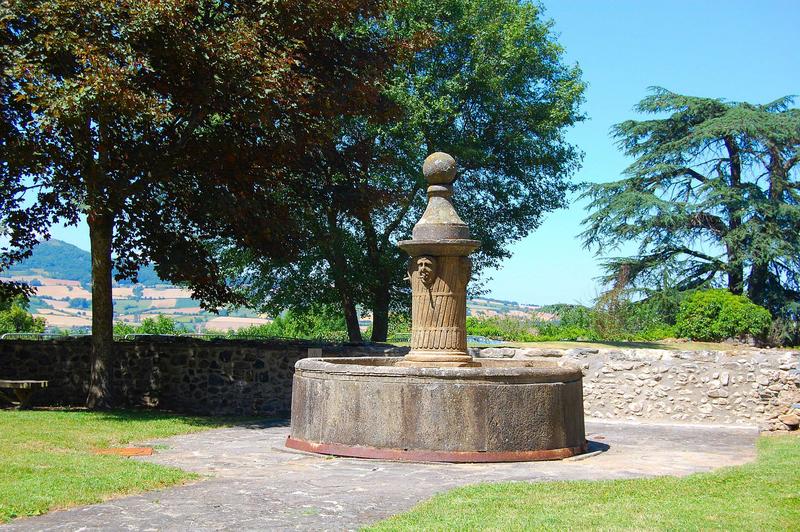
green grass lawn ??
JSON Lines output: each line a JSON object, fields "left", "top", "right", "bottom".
{"left": 370, "top": 435, "right": 800, "bottom": 531}
{"left": 0, "top": 409, "right": 232, "bottom": 523}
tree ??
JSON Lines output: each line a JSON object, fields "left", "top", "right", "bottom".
{"left": 222, "top": 0, "right": 585, "bottom": 342}
{"left": 675, "top": 289, "right": 772, "bottom": 343}
{"left": 0, "top": 295, "right": 46, "bottom": 335}
{"left": 581, "top": 88, "right": 800, "bottom": 317}
{"left": 113, "top": 315, "right": 184, "bottom": 336}
{"left": 0, "top": 0, "right": 397, "bottom": 406}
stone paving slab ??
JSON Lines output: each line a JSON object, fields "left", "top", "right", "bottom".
{"left": 3, "top": 419, "right": 758, "bottom": 531}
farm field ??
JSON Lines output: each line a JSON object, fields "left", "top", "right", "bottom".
{"left": 1, "top": 240, "right": 555, "bottom": 333}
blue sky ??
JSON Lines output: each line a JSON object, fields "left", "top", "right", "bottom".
{"left": 48, "top": 0, "right": 799, "bottom": 305}
{"left": 481, "top": 0, "right": 800, "bottom": 305}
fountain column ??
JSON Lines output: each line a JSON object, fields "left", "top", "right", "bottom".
{"left": 398, "top": 152, "right": 479, "bottom": 367}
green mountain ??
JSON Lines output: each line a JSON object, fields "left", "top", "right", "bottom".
{"left": 5, "top": 239, "right": 162, "bottom": 286}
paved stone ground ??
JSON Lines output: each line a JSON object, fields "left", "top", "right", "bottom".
{"left": 4, "top": 420, "right": 758, "bottom": 531}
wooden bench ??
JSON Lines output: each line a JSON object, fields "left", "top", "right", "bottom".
{"left": 0, "top": 380, "right": 49, "bottom": 409}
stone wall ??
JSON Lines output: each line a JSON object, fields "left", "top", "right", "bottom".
{"left": 0, "top": 338, "right": 404, "bottom": 417}
{"left": 478, "top": 346, "right": 800, "bottom": 431}
{"left": 2, "top": 339, "right": 798, "bottom": 430}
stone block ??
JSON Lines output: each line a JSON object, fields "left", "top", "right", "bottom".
{"left": 288, "top": 357, "right": 585, "bottom": 461}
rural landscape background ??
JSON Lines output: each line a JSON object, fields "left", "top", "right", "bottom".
{"left": 1, "top": 239, "right": 549, "bottom": 334}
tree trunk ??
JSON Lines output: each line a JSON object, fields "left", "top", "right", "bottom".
{"left": 370, "top": 273, "right": 391, "bottom": 342}
{"left": 321, "top": 208, "right": 363, "bottom": 343}
{"left": 726, "top": 245, "right": 744, "bottom": 295}
{"left": 340, "top": 291, "right": 363, "bottom": 343}
{"left": 747, "top": 262, "right": 770, "bottom": 309}
{"left": 328, "top": 260, "right": 362, "bottom": 342}
{"left": 86, "top": 210, "right": 115, "bottom": 409}
{"left": 722, "top": 136, "right": 744, "bottom": 295}
{"left": 353, "top": 211, "right": 392, "bottom": 343}
{"left": 325, "top": 244, "right": 363, "bottom": 343}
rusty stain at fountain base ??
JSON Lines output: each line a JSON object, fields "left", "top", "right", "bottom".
{"left": 285, "top": 436, "right": 587, "bottom": 463}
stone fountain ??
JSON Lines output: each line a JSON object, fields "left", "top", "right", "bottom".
{"left": 286, "top": 153, "right": 586, "bottom": 462}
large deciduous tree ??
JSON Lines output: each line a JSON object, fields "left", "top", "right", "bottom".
{"left": 222, "top": 0, "right": 585, "bottom": 342}
{"left": 0, "top": 0, "right": 395, "bottom": 406}
{"left": 581, "top": 88, "right": 800, "bottom": 317}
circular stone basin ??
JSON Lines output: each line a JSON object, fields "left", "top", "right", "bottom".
{"left": 286, "top": 357, "right": 586, "bottom": 463}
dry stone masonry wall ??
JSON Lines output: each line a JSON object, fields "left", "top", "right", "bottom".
{"left": 0, "top": 338, "right": 404, "bottom": 417}
{"left": 2, "top": 339, "right": 798, "bottom": 430}
{"left": 478, "top": 346, "right": 800, "bottom": 431}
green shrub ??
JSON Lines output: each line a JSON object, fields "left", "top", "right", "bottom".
{"left": 466, "top": 316, "right": 538, "bottom": 342}
{"left": 226, "top": 305, "right": 348, "bottom": 341}
{"left": 0, "top": 303, "right": 46, "bottom": 335}
{"left": 387, "top": 313, "right": 411, "bottom": 337}
{"left": 113, "top": 315, "right": 185, "bottom": 336}
{"left": 0, "top": 296, "right": 46, "bottom": 335}
{"left": 557, "top": 305, "right": 594, "bottom": 329}
{"left": 675, "top": 290, "right": 772, "bottom": 342}
{"left": 765, "top": 302, "right": 800, "bottom": 347}
{"left": 382, "top": 313, "right": 411, "bottom": 342}
{"left": 464, "top": 302, "right": 677, "bottom": 344}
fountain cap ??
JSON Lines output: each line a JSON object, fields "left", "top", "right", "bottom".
{"left": 423, "top": 152, "right": 457, "bottom": 185}
{"left": 397, "top": 151, "right": 480, "bottom": 256}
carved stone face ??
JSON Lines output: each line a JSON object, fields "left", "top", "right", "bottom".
{"left": 416, "top": 256, "right": 437, "bottom": 288}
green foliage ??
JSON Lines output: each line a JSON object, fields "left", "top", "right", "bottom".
{"left": 581, "top": 89, "right": 800, "bottom": 318}
{"left": 466, "top": 316, "right": 538, "bottom": 342}
{"left": 224, "top": 306, "right": 348, "bottom": 342}
{"left": 113, "top": 315, "right": 185, "bottom": 337}
{"left": 766, "top": 305, "right": 800, "bottom": 347}
{"left": 387, "top": 313, "right": 411, "bottom": 338}
{"left": 114, "top": 299, "right": 159, "bottom": 315}
{"left": 465, "top": 312, "right": 601, "bottom": 343}
{"left": 552, "top": 305, "right": 594, "bottom": 329}
{"left": 111, "top": 312, "right": 356, "bottom": 340}
{"left": 465, "top": 297, "right": 679, "bottom": 343}
{"left": 591, "top": 273, "right": 682, "bottom": 342}
{"left": 1, "top": 0, "right": 398, "bottom": 302}
{"left": 222, "top": 0, "right": 586, "bottom": 342}
{"left": 0, "top": 305, "right": 45, "bottom": 335}
{"left": 675, "top": 290, "right": 772, "bottom": 342}
{"left": 377, "top": 313, "right": 412, "bottom": 341}
{"left": 1, "top": 0, "right": 401, "bottom": 403}
{"left": 0, "top": 295, "right": 45, "bottom": 335}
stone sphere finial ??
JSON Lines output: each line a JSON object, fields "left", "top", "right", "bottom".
{"left": 423, "top": 152, "right": 456, "bottom": 185}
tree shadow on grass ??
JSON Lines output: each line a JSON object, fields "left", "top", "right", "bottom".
{"left": 106, "top": 409, "right": 291, "bottom": 429}
{"left": 42, "top": 407, "right": 290, "bottom": 429}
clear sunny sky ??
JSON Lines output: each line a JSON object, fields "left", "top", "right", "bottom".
{"left": 482, "top": 0, "right": 800, "bottom": 305}
{"left": 48, "top": 0, "right": 799, "bottom": 306}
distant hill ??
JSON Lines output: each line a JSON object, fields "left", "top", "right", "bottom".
{"left": 3, "top": 239, "right": 555, "bottom": 331}
{"left": 5, "top": 239, "right": 163, "bottom": 286}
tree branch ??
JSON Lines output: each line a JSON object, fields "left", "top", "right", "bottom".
{"left": 380, "top": 184, "right": 421, "bottom": 245}
{"left": 784, "top": 154, "right": 799, "bottom": 173}
{"left": 675, "top": 167, "right": 709, "bottom": 183}
{"left": 687, "top": 211, "right": 727, "bottom": 234}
